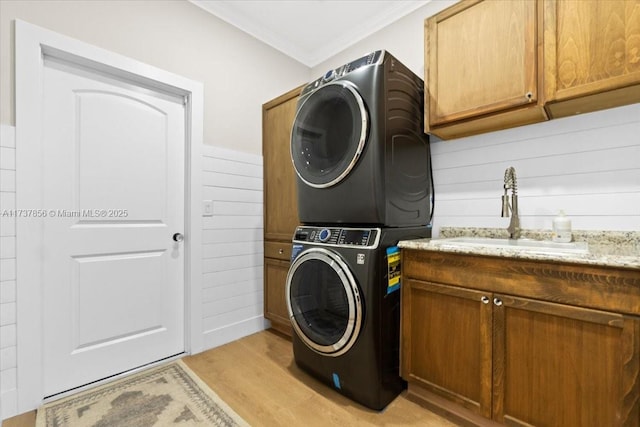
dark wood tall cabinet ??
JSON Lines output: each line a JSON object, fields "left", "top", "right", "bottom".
{"left": 262, "top": 86, "right": 303, "bottom": 337}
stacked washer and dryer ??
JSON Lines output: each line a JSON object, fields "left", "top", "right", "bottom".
{"left": 285, "top": 50, "right": 433, "bottom": 410}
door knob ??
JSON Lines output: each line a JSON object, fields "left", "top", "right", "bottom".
{"left": 172, "top": 233, "right": 184, "bottom": 242}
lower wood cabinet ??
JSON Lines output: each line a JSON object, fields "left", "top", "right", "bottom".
{"left": 401, "top": 249, "right": 640, "bottom": 427}
{"left": 264, "top": 242, "right": 293, "bottom": 336}
{"left": 403, "top": 281, "right": 493, "bottom": 418}
{"left": 495, "top": 295, "right": 637, "bottom": 426}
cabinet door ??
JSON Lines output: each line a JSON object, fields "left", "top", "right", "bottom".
{"left": 263, "top": 87, "right": 301, "bottom": 241}
{"left": 544, "top": 0, "right": 640, "bottom": 118}
{"left": 493, "top": 294, "right": 640, "bottom": 427}
{"left": 426, "top": 0, "right": 539, "bottom": 127}
{"left": 264, "top": 257, "right": 292, "bottom": 336}
{"left": 402, "top": 280, "right": 493, "bottom": 418}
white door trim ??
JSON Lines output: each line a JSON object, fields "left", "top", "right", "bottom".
{"left": 15, "top": 19, "right": 203, "bottom": 413}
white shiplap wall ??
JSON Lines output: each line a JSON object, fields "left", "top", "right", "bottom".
{"left": 431, "top": 103, "right": 640, "bottom": 236}
{"left": 0, "top": 125, "right": 17, "bottom": 420}
{"left": 201, "top": 145, "right": 267, "bottom": 350}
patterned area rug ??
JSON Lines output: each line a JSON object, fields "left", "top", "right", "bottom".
{"left": 35, "top": 360, "right": 248, "bottom": 427}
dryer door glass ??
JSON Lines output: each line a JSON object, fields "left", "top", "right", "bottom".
{"left": 286, "top": 248, "right": 362, "bottom": 356}
{"left": 291, "top": 82, "right": 368, "bottom": 188}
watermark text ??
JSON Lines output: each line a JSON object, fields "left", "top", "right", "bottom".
{"left": 1, "top": 209, "right": 129, "bottom": 218}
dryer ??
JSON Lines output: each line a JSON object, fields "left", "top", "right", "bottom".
{"left": 290, "top": 50, "right": 432, "bottom": 227}
{"left": 286, "top": 224, "right": 431, "bottom": 410}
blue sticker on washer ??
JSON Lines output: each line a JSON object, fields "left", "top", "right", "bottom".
{"left": 386, "top": 246, "right": 401, "bottom": 294}
{"left": 332, "top": 373, "right": 341, "bottom": 389}
{"left": 291, "top": 244, "right": 303, "bottom": 262}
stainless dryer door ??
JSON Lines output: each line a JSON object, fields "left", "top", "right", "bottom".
{"left": 290, "top": 81, "right": 368, "bottom": 188}
{"left": 286, "top": 247, "right": 363, "bottom": 356}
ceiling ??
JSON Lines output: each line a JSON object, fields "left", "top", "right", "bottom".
{"left": 189, "top": 0, "right": 430, "bottom": 67}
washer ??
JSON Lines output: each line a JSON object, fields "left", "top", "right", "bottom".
{"left": 290, "top": 50, "right": 432, "bottom": 227}
{"left": 286, "top": 224, "right": 431, "bottom": 410}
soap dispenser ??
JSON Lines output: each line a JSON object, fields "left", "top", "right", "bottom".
{"left": 552, "top": 210, "right": 572, "bottom": 243}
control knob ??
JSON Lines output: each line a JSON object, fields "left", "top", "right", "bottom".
{"left": 323, "top": 69, "right": 335, "bottom": 82}
{"left": 318, "top": 228, "right": 331, "bottom": 242}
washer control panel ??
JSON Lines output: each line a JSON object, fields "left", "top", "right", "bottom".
{"left": 318, "top": 228, "right": 332, "bottom": 242}
{"left": 293, "top": 226, "right": 380, "bottom": 248}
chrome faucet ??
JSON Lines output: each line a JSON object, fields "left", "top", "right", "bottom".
{"left": 501, "top": 166, "right": 521, "bottom": 239}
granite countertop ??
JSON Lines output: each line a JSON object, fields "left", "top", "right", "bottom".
{"left": 398, "top": 227, "right": 640, "bottom": 270}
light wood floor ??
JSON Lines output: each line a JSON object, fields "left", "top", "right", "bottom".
{"left": 183, "top": 330, "right": 456, "bottom": 426}
{"left": 4, "top": 330, "right": 456, "bottom": 426}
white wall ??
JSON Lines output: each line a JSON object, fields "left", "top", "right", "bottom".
{"left": 201, "top": 146, "right": 267, "bottom": 348}
{"left": 0, "top": 0, "right": 310, "bottom": 155}
{"left": 311, "top": 1, "right": 457, "bottom": 82}
{"left": 312, "top": 1, "right": 640, "bottom": 236}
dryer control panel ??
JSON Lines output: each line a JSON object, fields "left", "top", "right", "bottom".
{"left": 293, "top": 226, "right": 380, "bottom": 248}
{"left": 300, "top": 50, "right": 385, "bottom": 97}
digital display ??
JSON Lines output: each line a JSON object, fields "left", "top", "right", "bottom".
{"left": 347, "top": 51, "right": 381, "bottom": 73}
{"left": 342, "top": 230, "right": 367, "bottom": 245}
{"left": 349, "top": 57, "right": 369, "bottom": 71}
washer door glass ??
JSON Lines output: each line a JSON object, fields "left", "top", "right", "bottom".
{"left": 290, "top": 82, "right": 368, "bottom": 188}
{"left": 286, "top": 248, "right": 362, "bottom": 356}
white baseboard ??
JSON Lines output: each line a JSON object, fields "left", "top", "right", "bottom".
{"left": 201, "top": 316, "right": 269, "bottom": 351}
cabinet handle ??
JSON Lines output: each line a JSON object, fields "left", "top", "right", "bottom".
{"left": 481, "top": 296, "right": 490, "bottom": 304}
{"left": 493, "top": 298, "right": 503, "bottom": 306}
{"left": 525, "top": 92, "right": 533, "bottom": 101}
{"left": 278, "top": 248, "right": 284, "bottom": 255}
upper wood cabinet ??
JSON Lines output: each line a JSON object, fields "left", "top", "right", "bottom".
{"left": 425, "top": 0, "right": 640, "bottom": 140}
{"left": 425, "top": 0, "right": 548, "bottom": 140}
{"left": 543, "top": 0, "right": 640, "bottom": 118}
{"left": 263, "top": 86, "right": 301, "bottom": 242}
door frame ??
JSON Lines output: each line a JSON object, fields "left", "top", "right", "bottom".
{"left": 15, "top": 20, "right": 204, "bottom": 412}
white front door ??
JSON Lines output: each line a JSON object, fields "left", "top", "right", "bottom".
{"left": 40, "top": 56, "right": 185, "bottom": 397}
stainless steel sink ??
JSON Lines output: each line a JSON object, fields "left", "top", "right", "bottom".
{"left": 430, "top": 237, "right": 589, "bottom": 255}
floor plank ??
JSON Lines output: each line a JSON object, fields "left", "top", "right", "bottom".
{"left": 183, "top": 330, "right": 456, "bottom": 426}
{"left": 3, "top": 411, "right": 36, "bottom": 427}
